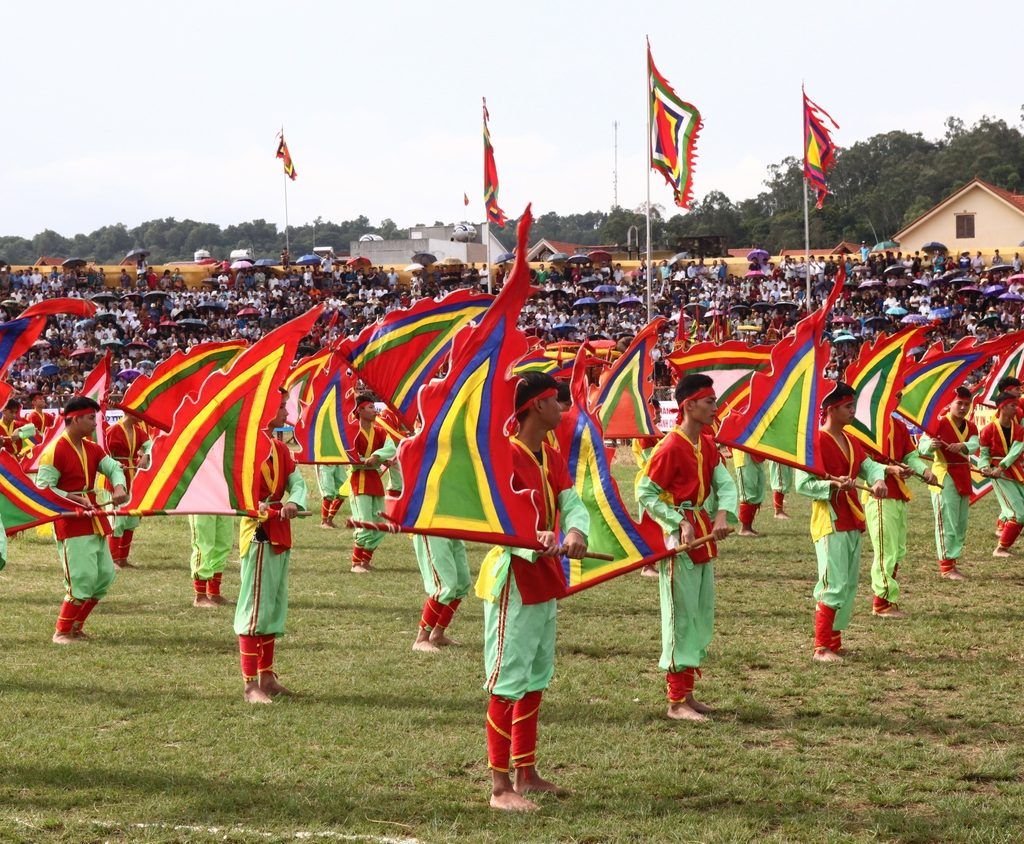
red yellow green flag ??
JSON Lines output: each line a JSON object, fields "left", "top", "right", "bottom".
{"left": 803, "top": 87, "right": 840, "bottom": 209}
{"left": 293, "top": 356, "right": 360, "bottom": 464}
{"left": 126, "top": 307, "right": 322, "bottom": 516}
{"left": 649, "top": 41, "right": 702, "bottom": 209}
{"left": 591, "top": 318, "right": 665, "bottom": 438}
{"left": 976, "top": 331, "right": 1024, "bottom": 406}
{"left": 666, "top": 340, "right": 773, "bottom": 420}
{"left": 0, "top": 451, "right": 80, "bottom": 535}
{"left": 283, "top": 349, "right": 332, "bottom": 425}
{"left": 276, "top": 132, "right": 297, "bottom": 180}
{"left": 483, "top": 97, "right": 507, "bottom": 226}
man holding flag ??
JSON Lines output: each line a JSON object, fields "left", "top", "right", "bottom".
{"left": 637, "top": 373, "right": 735, "bottom": 720}
{"left": 347, "top": 394, "right": 398, "bottom": 573}
{"left": 978, "top": 392, "right": 1024, "bottom": 557}
{"left": 105, "top": 409, "right": 151, "bottom": 569}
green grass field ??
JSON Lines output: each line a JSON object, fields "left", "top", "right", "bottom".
{"left": 2, "top": 460, "right": 1024, "bottom": 843}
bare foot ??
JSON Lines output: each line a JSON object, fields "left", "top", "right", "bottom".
{"left": 774, "top": 511, "right": 791, "bottom": 520}
{"left": 812, "top": 648, "right": 843, "bottom": 662}
{"left": 872, "top": 606, "right": 908, "bottom": 619}
{"left": 490, "top": 790, "right": 538, "bottom": 812}
{"left": 515, "top": 771, "right": 569, "bottom": 795}
{"left": 71, "top": 628, "right": 92, "bottom": 640}
{"left": 114, "top": 559, "right": 137, "bottom": 569}
{"left": 193, "top": 594, "right": 217, "bottom": 608}
{"left": 993, "top": 547, "right": 1013, "bottom": 558}
{"left": 259, "top": 674, "right": 293, "bottom": 697}
{"left": 207, "top": 594, "right": 233, "bottom": 606}
{"left": 244, "top": 683, "right": 274, "bottom": 704}
{"left": 350, "top": 565, "right": 370, "bottom": 574}
{"left": 667, "top": 701, "right": 707, "bottom": 721}
{"left": 52, "top": 632, "right": 79, "bottom": 645}
{"left": 319, "top": 521, "right": 333, "bottom": 530}
{"left": 941, "top": 568, "right": 967, "bottom": 581}
{"left": 429, "top": 630, "right": 459, "bottom": 647}
{"left": 639, "top": 565, "right": 659, "bottom": 578}
{"left": 412, "top": 638, "right": 441, "bottom": 653}
{"left": 686, "top": 694, "right": 714, "bottom": 714}
{"left": 736, "top": 527, "right": 760, "bottom": 538}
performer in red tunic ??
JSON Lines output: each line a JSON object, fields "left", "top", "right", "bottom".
{"left": 347, "top": 395, "right": 398, "bottom": 573}
{"left": 25, "top": 391, "right": 55, "bottom": 445}
{"left": 105, "top": 410, "right": 152, "bottom": 568}
{"left": 0, "top": 398, "right": 35, "bottom": 456}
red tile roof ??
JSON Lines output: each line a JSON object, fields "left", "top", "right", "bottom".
{"left": 981, "top": 180, "right": 1024, "bottom": 213}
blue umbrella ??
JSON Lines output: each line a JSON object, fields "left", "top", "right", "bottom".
{"left": 747, "top": 249, "right": 770, "bottom": 262}
{"left": 117, "top": 368, "right": 143, "bottom": 382}
{"left": 864, "top": 315, "right": 890, "bottom": 327}
{"left": 901, "top": 314, "right": 930, "bottom": 324}
{"left": 573, "top": 297, "right": 597, "bottom": 306}
{"left": 597, "top": 296, "right": 618, "bottom": 305}
{"left": 998, "top": 292, "right": 1024, "bottom": 302}
{"left": 553, "top": 323, "right": 575, "bottom": 331}
{"left": 75, "top": 318, "right": 95, "bottom": 329}
{"left": 494, "top": 252, "right": 516, "bottom": 264}
{"left": 983, "top": 284, "right": 1006, "bottom": 296}
{"left": 295, "top": 254, "right": 321, "bottom": 266}
{"left": 594, "top": 284, "right": 618, "bottom": 294}
{"left": 39, "top": 364, "right": 60, "bottom": 376}
{"left": 885, "top": 306, "right": 908, "bottom": 316}
{"left": 254, "top": 258, "right": 278, "bottom": 267}
{"left": 619, "top": 296, "right": 643, "bottom": 306}
{"left": 930, "top": 307, "right": 953, "bottom": 319}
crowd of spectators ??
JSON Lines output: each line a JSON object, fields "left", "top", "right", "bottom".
{"left": 1, "top": 245, "right": 1022, "bottom": 404}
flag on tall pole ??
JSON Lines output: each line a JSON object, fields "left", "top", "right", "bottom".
{"left": 802, "top": 87, "right": 839, "bottom": 209}
{"left": 482, "top": 98, "right": 507, "bottom": 227}
{"left": 648, "top": 40, "right": 702, "bottom": 210}
{"left": 276, "top": 131, "right": 297, "bottom": 180}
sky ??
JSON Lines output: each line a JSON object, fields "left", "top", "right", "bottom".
{"left": 4, "top": 0, "right": 1021, "bottom": 240}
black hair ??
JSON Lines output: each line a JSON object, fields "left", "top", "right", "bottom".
{"left": 63, "top": 396, "right": 100, "bottom": 415}
{"left": 997, "top": 376, "right": 1021, "bottom": 391}
{"left": 822, "top": 381, "right": 856, "bottom": 408}
{"left": 516, "top": 371, "right": 559, "bottom": 418}
{"left": 354, "top": 391, "right": 376, "bottom": 406}
{"left": 556, "top": 381, "right": 571, "bottom": 405}
{"left": 4, "top": 399, "right": 21, "bottom": 412}
{"left": 953, "top": 386, "right": 971, "bottom": 400}
{"left": 674, "top": 373, "right": 713, "bottom": 405}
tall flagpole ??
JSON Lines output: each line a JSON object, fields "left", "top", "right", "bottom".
{"left": 282, "top": 125, "right": 291, "bottom": 257}
{"left": 485, "top": 220, "right": 492, "bottom": 294}
{"left": 801, "top": 95, "right": 811, "bottom": 313}
{"left": 645, "top": 41, "right": 653, "bottom": 322}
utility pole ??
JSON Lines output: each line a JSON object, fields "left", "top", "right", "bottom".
{"left": 613, "top": 120, "right": 619, "bottom": 209}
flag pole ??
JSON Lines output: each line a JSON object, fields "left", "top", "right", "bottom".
{"left": 282, "top": 125, "right": 291, "bottom": 257}
{"left": 644, "top": 40, "right": 653, "bottom": 322}
{"left": 485, "top": 220, "right": 492, "bottom": 294}
{"left": 804, "top": 177, "right": 811, "bottom": 312}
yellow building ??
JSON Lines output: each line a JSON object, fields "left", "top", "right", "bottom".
{"left": 894, "top": 178, "right": 1024, "bottom": 255}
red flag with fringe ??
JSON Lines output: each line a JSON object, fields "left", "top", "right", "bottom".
{"left": 293, "top": 355, "right": 360, "bottom": 464}
{"left": 591, "top": 318, "right": 665, "bottom": 439}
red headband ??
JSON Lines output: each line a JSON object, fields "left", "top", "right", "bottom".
{"left": 819, "top": 396, "right": 855, "bottom": 424}
{"left": 64, "top": 408, "right": 95, "bottom": 420}
{"left": 997, "top": 396, "right": 1017, "bottom": 412}
{"left": 676, "top": 387, "right": 716, "bottom": 422}
{"left": 349, "top": 399, "right": 375, "bottom": 420}
{"left": 515, "top": 387, "right": 558, "bottom": 415}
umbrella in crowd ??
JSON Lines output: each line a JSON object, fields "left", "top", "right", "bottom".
{"left": 747, "top": 249, "right": 770, "bottom": 262}
{"left": 873, "top": 240, "right": 899, "bottom": 251}
{"left": 668, "top": 252, "right": 690, "bottom": 266}
{"left": 31, "top": 339, "right": 51, "bottom": 350}
{"left": 983, "top": 284, "right": 1006, "bottom": 296}
{"left": 1008, "top": 274, "right": 1024, "bottom": 283}
{"left": 230, "top": 260, "right": 253, "bottom": 270}
{"left": 70, "top": 348, "right": 97, "bottom": 358}
{"left": 143, "top": 291, "right": 168, "bottom": 303}
{"left": 117, "top": 369, "right": 143, "bottom": 382}
{"left": 128, "top": 340, "right": 152, "bottom": 350}
{"left": 411, "top": 252, "right": 436, "bottom": 265}
{"left": 998, "top": 293, "right": 1024, "bottom": 302}
{"left": 546, "top": 252, "right": 570, "bottom": 263}
{"left": 566, "top": 255, "right": 592, "bottom": 265}
{"left": 864, "top": 316, "right": 890, "bottom": 328}
{"left": 745, "top": 270, "right": 765, "bottom": 279}
{"left": 930, "top": 307, "right": 953, "bottom": 319}
{"left": 619, "top": 297, "right": 643, "bottom": 306}
{"left": 237, "top": 307, "right": 260, "bottom": 317}
{"left": 901, "top": 314, "right": 931, "bottom": 325}
{"left": 61, "top": 258, "right": 88, "bottom": 269}
{"left": 295, "top": 255, "right": 320, "bottom": 266}
{"left": 90, "top": 291, "right": 117, "bottom": 303}
{"left": 882, "top": 265, "right": 905, "bottom": 277}
{"left": 885, "top": 306, "right": 908, "bottom": 316}
{"left": 254, "top": 258, "right": 278, "bottom": 267}
{"left": 921, "top": 242, "right": 947, "bottom": 253}
{"left": 494, "top": 252, "right": 516, "bottom": 264}
{"left": 594, "top": 285, "right": 618, "bottom": 294}
{"left": 588, "top": 250, "right": 612, "bottom": 264}
{"left": 39, "top": 364, "right": 60, "bottom": 376}
{"left": 958, "top": 287, "right": 983, "bottom": 296}
{"left": 178, "top": 318, "right": 208, "bottom": 330}
{"left": 404, "top": 263, "right": 424, "bottom": 273}
{"left": 347, "top": 256, "right": 372, "bottom": 268}
{"left": 573, "top": 297, "right": 597, "bottom": 307}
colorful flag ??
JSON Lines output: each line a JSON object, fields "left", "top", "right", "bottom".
{"left": 116, "top": 341, "right": 247, "bottom": 431}
{"left": 557, "top": 351, "right": 668, "bottom": 594}
{"left": 126, "top": 308, "right": 322, "bottom": 516}
{"left": 976, "top": 331, "right": 1024, "bottom": 406}
{"left": 0, "top": 297, "right": 97, "bottom": 376}
{"left": 0, "top": 451, "right": 80, "bottom": 535}
{"left": 292, "top": 357, "right": 359, "bottom": 464}
{"left": 843, "top": 327, "right": 929, "bottom": 455}
{"left": 803, "top": 87, "right": 840, "bottom": 209}
{"left": 463, "top": 192, "right": 470, "bottom": 207}
{"left": 483, "top": 98, "right": 507, "bottom": 226}
{"left": 283, "top": 348, "right": 332, "bottom": 425}
{"left": 648, "top": 41, "right": 702, "bottom": 209}
{"left": 338, "top": 289, "right": 492, "bottom": 429}
{"left": 591, "top": 318, "right": 665, "bottom": 439}
{"left": 716, "top": 281, "right": 842, "bottom": 473}
{"left": 384, "top": 207, "right": 539, "bottom": 547}
{"left": 666, "top": 340, "right": 773, "bottom": 420}
{"left": 276, "top": 132, "right": 297, "bottom": 180}
{"left": 897, "top": 335, "right": 1019, "bottom": 437}
{"left": 24, "top": 353, "right": 112, "bottom": 473}
{"left": 20, "top": 298, "right": 98, "bottom": 320}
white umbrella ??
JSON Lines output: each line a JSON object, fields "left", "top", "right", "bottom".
{"left": 230, "top": 260, "right": 253, "bottom": 270}
{"left": 404, "top": 263, "right": 424, "bottom": 272}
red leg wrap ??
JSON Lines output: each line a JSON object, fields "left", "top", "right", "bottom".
{"left": 511, "top": 690, "right": 542, "bottom": 769}
{"left": 209, "top": 572, "right": 222, "bottom": 597}
{"left": 329, "top": 497, "right": 345, "bottom": 518}
{"left": 814, "top": 602, "right": 837, "bottom": 651}
{"left": 435, "top": 597, "right": 462, "bottom": 630}
{"left": 238, "top": 634, "right": 261, "bottom": 681}
{"left": 257, "top": 634, "right": 275, "bottom": 674}
{"left": 321, "top": 500, "right": 331, "bottom": 519}
{"left": 120, "top": 530, "right": 134, "bottom": 559}
{"left": 831, "top": 631, "right": 842, "bottom": 652}
{"left": 738, "top": 502, "right": 759, "bottom": 527}
{"left": 107, "top": 535, "right": 122, "bottom": 561}
{"left": 74, "top": 598, "right": 99, "bottom": 631}
{"left": 193, "top": 578, "right": 208, "bottom": 595}
{"left": 873, "top": 595, "right": 891, "bottom": 613}
{"left": 773, "top": 491, "right": 785, "bottom": 509}
{"left": 486, "top": 695, "right": 514, "bottom": 772}
{"left": 55, "top": 599, "right": 81, "bottom": 634}
{"left": 1000, "top": 520, "right": 1023, "bottom": 549}
{"left": 666, "top": 667, "right": 696, "bottom": 703}
{"left": 419, "top": 597, "right": 443, "bottom": 630}
{"left": 939, "top": 558, "right": 957, "bottom": 573}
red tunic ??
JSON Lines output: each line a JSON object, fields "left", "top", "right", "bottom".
{"left": 509, "top": 438, "right": 574, "bottom": 604}
{"left": 349, "top": 423, "right": 389, "bottom": 497}
{"left": 644, "top": 427, "right": 720, "bottom": 563}
{"left": 41, "top": 434, "right": 113, "bottom": 540}
{"left": 0, "top": 415, "right": 30, "bottom": 455}
{"left": 870, "top": 418, "right": 916, "bottom": 502}
{"left": 25, "top": 409, "right": 54, "bottom": 443}
{"left": 255, "top": 438, "right": 297, "bottom": 552}
{"left": 933, "top": 415, "right": 979, "bottom": 497}
{"left": 105, "top": 418, "right": 151, "bottom": 493}
{"left": 817, "top": 429, "right": 869, "bottom": 533}
{"left": 980, "top": 419, "right": 1024, "bottom": 483}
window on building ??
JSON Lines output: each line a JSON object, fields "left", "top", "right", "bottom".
{"left": 955, "top": 213, "right": 975, "bottom": 239}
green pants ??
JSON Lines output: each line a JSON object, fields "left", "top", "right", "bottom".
{"left": 414, "top": 534, "right": 471, "bottom": 604}
{"left": 59, "top": 533, "right": 116, "bottom": 601}
{"left": 769, "top": 461, "right": 793, "bottom": 494}
{"left": 113, "top": 514, "right": 140, "bottom": 537}
{"left": 736, "top": 459, "right": 765, "bottom": 505}
{"left": 813, "top": 530, "right": 861, "bottom": 631}
{"left": 350, "top": 494, "right": 386, "bottom": 550}
{"left": 233, "top": 540, "right": 290, "bottom": 637}
{"left": 658, "top": 556, "right": 715, "bottom": 672}
{"left": 483, "top": 570, "right": 556, "bottom": 701}
{"left": 316, "top": 464, "right": 349, "bottom": 501}
{"left": 931, "top": 479, "right": 969, "bottom": 562}
{"left": 992, "top": 477, "right": 1024, "bottom": 522}
{"left": 864, "top": 496, "right": 906, "bottom": 602}
{"left": 386, "top": 460, "right": 403, "bottom": 495}
{"left": 189, "top": 514, "right": 234, "bottom": 579}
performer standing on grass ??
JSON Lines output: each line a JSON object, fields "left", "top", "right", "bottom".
{"left": 990, "top": 376, "right": 1022, "bottom": 538}
{"left": 347, "top": 394, "right": 398, "bottom": 574}
{"left": 234, "top": 394, "right": 307, "bottom": 704}
{"left": 637, "top": 374, "right": 735, "bottom": 721}
{"left": 36, "top": 396, "right": 127, "bottom": 644}
{"left": 475, "top": 371, "right": 589, "bottom": 812}
{"left": 25, "top": 391, "right": 54, "bottom": 445}
{"left": 769, "top": 460, "right": 794, "bottom": 519}
{"left": 411, "top": 533, "right": 470, "bottom": 653}
{"left": 862, "top": 407, "right": 935, "bottom": 618}
{"left": 105, "top": 409, "right": 151, "bottom": 569}
{"left": 734, "top": 451, "right": 766, "bottom": 536}
{"left": 0, "top": 399, "right": 35, "bottom": 456}
{"left": 978, "top": 392, "right": 1024, "bottom": 558}
{"left": 189, "top": 514, "right": 234, "bottom": 607}
{"left": 918, "top": 386, "right": 980, "bottom": 581}
{"left": 794, "top": 384, "right": 890, "bottom": 662}
{"left": 316, "top": 463, "right": 348, "bottom": 529}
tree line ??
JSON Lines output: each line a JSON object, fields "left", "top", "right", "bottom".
{"left": 2, "top": 114, "right": 1022, "bottom": 265}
